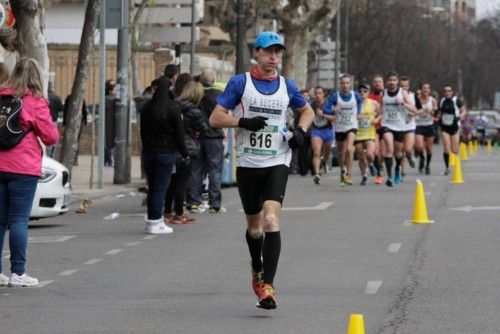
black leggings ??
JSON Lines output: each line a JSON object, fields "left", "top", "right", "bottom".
{"left": 164, "top": 163, "right": 192, "bottom": 216}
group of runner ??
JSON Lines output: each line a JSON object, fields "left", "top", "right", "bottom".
{"left": 308, "top": 72, "right": 467, "bottom": 187}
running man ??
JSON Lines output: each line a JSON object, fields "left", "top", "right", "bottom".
{"left": 438, "top": 84, "right": 467, "bottom": 175}
{"left": 415, "top": 83, "right": 437, "bottom": 175}
{"left": 475, "top": 111, "right": 489, "bottom": 145}
{"left": 209, "top": 31, "right": 314, "bottom": 310}
{"left": 355, "top": 83, "right": 381, "bottom": 185}
{"left": 399, "top": 76, "right": 420, "bottom": 181}
{"left": 369, "top": 74, "right": 386, "bottom": 184}
{"left": 324, "top": 74, "right": 362, "bottom": 186}
{"left": 310, "top": 86, "right": 334, "bottom": 184}
{"left": 379, "top": 72, "right": 418, "bottom": 187}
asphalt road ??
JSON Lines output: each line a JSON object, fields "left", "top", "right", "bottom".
{"left": 1, "top": 146, "right": 499, "bottom": 333}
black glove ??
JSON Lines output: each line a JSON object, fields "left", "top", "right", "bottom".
{"left": 238, "top": 116, "right": 268, "bottom": 132}
{"left": 178, "top": 156, "right": 191, "bottom": 169}
{"left": 288, "top": 127, "right": 306, "bottom": 149}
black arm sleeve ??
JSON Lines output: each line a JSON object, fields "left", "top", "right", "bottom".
{"left": 414, "top": 95, "right": 422, "bottom": 109}
{"left": 172, "top": 110, "right": 189, "bottom": 158}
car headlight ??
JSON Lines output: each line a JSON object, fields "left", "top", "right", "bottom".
{"left": 40, "top": 167, "right": 57, "bottom": 183}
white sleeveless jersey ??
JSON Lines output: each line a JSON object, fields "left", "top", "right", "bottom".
{"left": 232, "top": 72, "right": 291, "bottom": 168}
{"left": 382, "top": 88, "right": 407, "bottom": 131}
{"left": 335, "top": 91, "right": 358, "bottom": 133}
{"left": 404, "top": 91, "right": 417, "bottom": 131}
{"left": 416, "top": 97, "right": 434, "bottom": 127}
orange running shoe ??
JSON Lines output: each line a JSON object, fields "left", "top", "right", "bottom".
{"left": 256, "top": 283, "right": 277, "bottom": 310}
{"left": 374, "top": 175, "right": 384, "bottom": 185}
{"left": 251, "top": 270, "right": 264, "bottom": 297}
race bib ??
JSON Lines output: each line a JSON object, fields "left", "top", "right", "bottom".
{"left": 313, "top": 115, "right": 329, "bottom": 128}
{"left": 386, "top": 109, "right": 400, "bottom": 122}
{"left": 243, "top": 125, "right": 280, "bottom": 156}
{"left": 358, "top": 117, "right": 371, "bottom": 129}
{"left": 338, "top": 112, "right": 354, "bottom": 125}
{"left": 442, "top": 114, "right": 455, "bottom": 126}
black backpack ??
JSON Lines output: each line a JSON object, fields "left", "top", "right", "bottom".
{"left": 0, "top": 95, "right": 26, "bottom": 151}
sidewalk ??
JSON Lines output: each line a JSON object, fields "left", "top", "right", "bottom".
{"left": 70, "top": 155, "right": 144, "bottom": 202}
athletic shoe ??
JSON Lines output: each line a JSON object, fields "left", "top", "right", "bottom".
{"left": 407, "top": 155, "right": 416, "bottom": 168}
{"left": 313, "top": 174, "right": 321, "bottom": 185}
{"left": 394, "top": 170, "right": 401, "bottom": 185}
{"left": 164, "top": 212, "right": 175, "bottom": 223}
{"left": 8, "top": 273, "right": 38, "bottom": 287}
{"left": 0, "top": 273, "right": 9, "bottom": 286}
{"left": 401, "top": 172, "right": 406, "bottom": 183}
{"left": 369, "top": 164, "right": 376, "bottom": 177}
{"left": 419, "top": 158, "right": 425, "bottom": 174}
{"left": 374, "top": 175, "right": 384, "bottom": 185}
{"left": 360, "top": 176, "right": 368, "bottom": 186}
{"left": 385, "top": 178, "right": 394, "bottom": 187}
{"left": 345, "top": 174, "right": 353, "bottom": 185}
{"left": 256, "top": 283, "right": 277, "bottom": 310}
{"left": 425, "top": 166, "right": 431, "bottom": 175}
{"left": 208, "top": 206, "right": 227, "bottom": 213}
{"left": 189, "top": 205, "right": 206, "bottom": 213}
{"left": 169, "top": 214, "right": 197, "bottom": 224}
{"left": 251, "top": 270, "right": 264, "bottom": 297}
{"left": 145, "top": 218, "right": 173, "bottom": 234}
{"left": 444, "top": 168, "right": 450, "bottom": 176}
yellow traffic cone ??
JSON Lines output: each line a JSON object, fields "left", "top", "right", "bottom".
{"left": 347, "top": 314, "right": 365, "bottom": 334}
{"left": 487, "top": 139, "right": 492, "bottom": 153}
{"left": 460, "top": 142, "right": 468, "bottom": 160}
{"left": 450, "top": 155, "right": 464, "bottom": 184}
{"left": 449, "top": 152, "right": 456, "bottom": 167}
{"left": 468, "top": 141, "right": 474, "bottom": 156}
{"left": 405, "top": 180, "right": 434, "bottom": 224}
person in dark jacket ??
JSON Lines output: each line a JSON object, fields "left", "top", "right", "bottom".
{"left": 104, "top": 79, "right": 116, "bottom": 167}
{"left": 165, "top": 80, "right": 209, "bottom": 223}
{"left": 47, "top": 82, "right": 63, "bottom": 158}
{"left": 188, "top": 67, "right": 225, "bottom": 213}
{"left": 140, "top": 76, "right": 189, "bottom": 234}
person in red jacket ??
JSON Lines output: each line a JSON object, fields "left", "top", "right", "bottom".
{"left": 0, "top": 57, "right": 59, "bottom": 287}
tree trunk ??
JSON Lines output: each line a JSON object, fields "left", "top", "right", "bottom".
{"left": 11, "top": 1, "right": 50, "bottom": 95}
{"left": 306, "top": 43, "right": 318, "bottom": 89}
{"left": 59, "top": 0, "right": 100, "bottom": 175}
{"left": 130, "top": 0, "right": 148, "bottom": 96}
{"left": 281, "top": 32, "right": 309, "bottom": 88}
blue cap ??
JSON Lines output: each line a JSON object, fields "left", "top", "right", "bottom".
{"left": 254, "top": 31, "right": 286, "bottom": 50}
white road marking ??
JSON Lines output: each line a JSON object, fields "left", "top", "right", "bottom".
{"left": 365, "top": 281, "right": 383, "bottom": 294}
{"left": 143, "top": 235, "right": 157, "bottom": 240}
{"left": 126, "top": 241, "right": 142, "bottom": 247}
{"left": 84, "top": 258, "right": 102, "bottom": 265}
{"left": 28, "top": 235, "right": 75, "bottom": 243}
{"left": 429, "top": 182, "right": 437, "bottom": 187}
{"left": 3, "top": 251, "right": 10, "bottom": 259}
{"left": 402, "top": 222, "right": 412, "bottom": 226}
{"left": 239, "top": 201, "right": 334, "bottom": 212}
{"left": 388, "top": 243, "right": 402, "bottom": 253}
{"left": 3, "top": 293, "right": 11, "bottom": 295}
{"left": 37, "top": 280, "right": 54, "bottom": 288}
{"left": 450, "top": 205, "right": 500, "bottom": 212}
{"left": 105, "top": 249, "right": 123, "bottom": 255}
{"left": 59, "top": 269, "right": 79, "bottom": 276}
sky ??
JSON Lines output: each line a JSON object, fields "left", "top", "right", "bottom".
{"left": 476, "top": 0, "right": 500, "bottom": 18}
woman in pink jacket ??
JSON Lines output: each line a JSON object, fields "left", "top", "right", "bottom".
{"left": 0, "top": 58, "right": 59, "bottom": 287}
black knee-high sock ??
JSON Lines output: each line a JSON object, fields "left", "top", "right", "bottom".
{"left": 374, "top": 159, "right": 382, "bottom": 176}
{"left": 443, "top": 152, "right": 449, "bottom": 168}
{"left": 384, "top": 157, "right": 393, "bottom": 178}
{"left": 418, "top": 152, "right": 425, "bottom": 168}
{"left": 246, "top": 230, "right": 263, "bottom": 273}
{"left": 262, "top": 231, "right": 281, "bottom": 285}
{"left": 426, "top": 154, "right": 432, "bottom": 168}
{"left": 395, "top": 156, "right": 403, "bottom": 172}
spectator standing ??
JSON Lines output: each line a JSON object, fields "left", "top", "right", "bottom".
{"left": 188, "top": 67, "right": 225, "bottom": 213}
{"left": 63, "top": 95, "right": 88, "bottom": 166}
{"left": 165, "top": 80, "right": 210, "bottom": 223}
{"left": 140, "top": 76, "right": 189, "bottom": 234}
{"left": 0, "top": 58, "right": 59, "bottom": 287}
{"left": 47, "top": 82, "right": 63, "bottom": 158}
{"left": 104, "top": 79, "right": 117, "bottom": 167}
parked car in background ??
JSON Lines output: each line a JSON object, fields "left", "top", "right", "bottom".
{"left": 30, "top": 156, "right": 71, "bottom": 219}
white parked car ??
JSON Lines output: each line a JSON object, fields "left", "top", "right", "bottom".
{"left": 30, "top": 156, "right": 71, "bottom": 219}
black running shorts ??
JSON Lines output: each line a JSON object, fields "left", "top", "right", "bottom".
{"left": 335, "top": 129, "right": 357, "bottom": 142}
{"left": 440, "top": 124, "right": 459, "bottom": 136}
{"left": 379, "top": 126, "right": 406, "bottom": 143}
{"left": 415, "top": 125, "right": 436, "bottom": 138}
{"left": 236, "top": 165, "right": 289, "bottom": 215}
